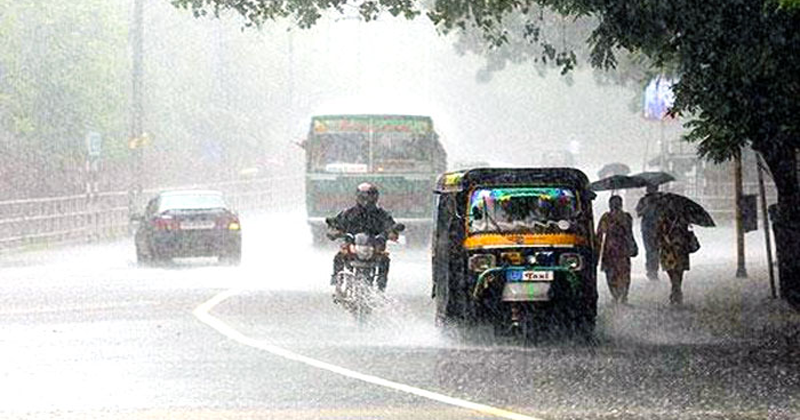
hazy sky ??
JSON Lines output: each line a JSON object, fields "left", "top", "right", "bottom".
{"left": 145, "top": 1, "right": 687, "bottom": 179}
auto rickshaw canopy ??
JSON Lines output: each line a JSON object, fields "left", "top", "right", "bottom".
{"left": 434, "top": 167, "right": 594, "bottom": 197}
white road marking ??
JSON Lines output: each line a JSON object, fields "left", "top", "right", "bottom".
{"left": 193, "top": 289, "right": 545, "bottom": 420}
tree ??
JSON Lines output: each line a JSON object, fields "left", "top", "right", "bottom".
{"left": 564, "top": 0, "right": 800, "bottom": 307}
{"left": 0, "top": 0, "right": 130, "bottom": 197}
{"left": 172, "top": 0, "right": 800, "bottom": 308}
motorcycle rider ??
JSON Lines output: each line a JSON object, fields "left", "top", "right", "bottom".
{"left": 328, "top": 182, "right": 398, "bottom": 292}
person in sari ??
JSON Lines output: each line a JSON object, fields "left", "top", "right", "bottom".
{"left": 657, "top": 210, "right": 693, "bottom": 305}
{"left": 596, "top": 195, "right": 637, "bottom": 305}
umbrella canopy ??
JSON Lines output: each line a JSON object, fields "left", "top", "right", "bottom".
{"left": 631, "top": 171, "right": 676, "bottom": 187}
{"left": 589, "top": 174, "right": 649, "bottom": 192}
{"left": 654, "top": 192, "right": 715, "bottom": 227}
{"left": 597, "top": 162, "right": 631, "bottom": 179}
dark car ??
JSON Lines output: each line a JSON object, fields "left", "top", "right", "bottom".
{"left": 133, "top": 190, "right": 241, "bottom": 265}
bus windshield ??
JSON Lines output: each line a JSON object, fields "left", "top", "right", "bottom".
{"left": 373, "top": 131, "right": 432, "bottom": 172}
{"left": 467, "top": 187, "right": 580, "bottom": 234}
{"left": 306, "top": 115, "right": 444, "bottom": 174}
{"left": 310, "top": 133, "right": 368, "bottom": 172}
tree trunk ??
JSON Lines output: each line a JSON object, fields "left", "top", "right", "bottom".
{"left": 760, "top": 147, "right": 800, "bottom": 309}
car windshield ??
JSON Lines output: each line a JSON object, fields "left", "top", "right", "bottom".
{"left": 467, "top": 187, "right": 579, "bottom": 233}
{"left": 158, "top": 193, "right": 227, "bottom": 212}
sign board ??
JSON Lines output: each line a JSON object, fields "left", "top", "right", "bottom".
{"left": 86, "top": 131, "right": 102, "bottom": 157}
{"left": 312, "top": 115, "right": 432, "bottom": 134}
{"left": 643, "top": 75, "right": 676, "bottom": 121}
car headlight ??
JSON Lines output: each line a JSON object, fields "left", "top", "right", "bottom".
{"left": 468, "top": 253, "right": 496, "bottom": 272}
{"left": 559, "top": 253, "right": 583, "bottom": 271}
{"left": 354, "top": 244, "right": 374, "bottom": 260}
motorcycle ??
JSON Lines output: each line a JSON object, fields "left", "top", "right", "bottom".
{"left": 326, "top": 220, "right": 404, "bottom": 323}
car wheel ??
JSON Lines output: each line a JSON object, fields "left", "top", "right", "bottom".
{"left": 136, "top": 244, "right": 151, "bottom": 266}
{"left": 220, "top": 247, "right": 241, "bottom": 266}
{"left": 150, "top": 247, "right": 170, "bottom": 265}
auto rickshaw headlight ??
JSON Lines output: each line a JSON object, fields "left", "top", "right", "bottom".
{"left": 559, "top": 253, "right": 583, "bottom": 271}
{"left": 468, "top": 254, "right": 496, "bottom": 272}
{"left": 500, "top": 251, "right": 523, "bottom": 266}
{"left": 529, "top": 251, "right": 555, "bottom": 266}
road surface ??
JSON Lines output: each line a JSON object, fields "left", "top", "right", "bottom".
{"left": 1, "top": 210, "right": 798, "bottom": 419}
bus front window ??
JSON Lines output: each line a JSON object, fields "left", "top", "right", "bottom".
{"left": 373, "top": 132, "right": 431, "bottom": 172}
{"left": 311, "top": 133, "right": 368, "bottom": 172}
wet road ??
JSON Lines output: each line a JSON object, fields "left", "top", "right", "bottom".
{"left": 1, "top": 211, "right": 798, "bottom": 419}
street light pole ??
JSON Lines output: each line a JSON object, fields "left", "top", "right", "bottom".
{"left": 129, "top": 0, "right": 144, "bottom": 216}
{"left": 734, "top": 149, "right": 748, "bottom": 278}
{"left": 756, "top": 153, "right": 777, "bottom": 298}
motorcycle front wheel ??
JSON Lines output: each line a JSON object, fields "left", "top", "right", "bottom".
{"left": 350, "top": 274, "right": 373, "bottom": 325}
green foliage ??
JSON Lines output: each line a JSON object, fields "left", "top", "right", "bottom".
{"left": 171, "top": 0, "right": 419, "bottom": 28}
{"left": 450, "top": 7, "right": 594, "bottom": 83}
{"left": 0, "top": 0, "right": 130, "bottom": 162}
{"left": 556, "top": 0, "right": 799, "bottom": 167}
{"left": 171, "top": 0, "right": 599, "bottom": 79}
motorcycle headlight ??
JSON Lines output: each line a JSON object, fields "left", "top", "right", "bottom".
{"left": 354, "top": 244, "right": 374, "bottom": 260}
{"left": 559, "top": 253, "right": 583, "bottom": 271}
{"left": 468, "top": 253, "right": 496, "bottom": 272}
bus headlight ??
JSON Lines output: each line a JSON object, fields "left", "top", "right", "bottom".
{"left": 559, "top": 253, "right": 583, "bottom": 271}
{"left": 469, "top": 254, "right": 496, "bottom": 272}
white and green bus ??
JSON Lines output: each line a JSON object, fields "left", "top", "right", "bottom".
{"left": 303, "top": 114, "right": 447, "bottom": 246}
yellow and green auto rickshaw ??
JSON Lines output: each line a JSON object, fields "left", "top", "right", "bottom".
{"left": 431, "top": 167, "right": 597, "bottom": 339}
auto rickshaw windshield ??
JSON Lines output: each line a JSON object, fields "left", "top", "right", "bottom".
{"left": 467, "top": 187, "right": 580, "bottom": 234}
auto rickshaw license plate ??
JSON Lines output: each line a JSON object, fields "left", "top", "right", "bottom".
{"left": 506, "top": 270, "right": 554, "bottom": 282}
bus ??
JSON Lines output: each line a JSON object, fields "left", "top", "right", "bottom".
{"left": 303, "top": 114, "right": 447, "bottom": 246}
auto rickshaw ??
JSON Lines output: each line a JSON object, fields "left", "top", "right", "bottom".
{"left": 431, "top": 167, "right": 597, "bottom": 339}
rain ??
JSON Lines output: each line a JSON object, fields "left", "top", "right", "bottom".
{"left": 0, "top": 1, "right": 798, "bottom": 419}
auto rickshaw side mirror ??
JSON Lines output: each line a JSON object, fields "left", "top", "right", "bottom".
{"left": 587, "top": 190, "right": 597, "bottom": 200}
{"left": 394, "top": 223, "right": 406, "bottom": 232}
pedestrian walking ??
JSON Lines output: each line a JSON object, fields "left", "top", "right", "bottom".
{"left": 596, "top": 195, "right": 637, "bottom": 305}
{"left": 657, "top": 210, "right": 699, "bottom": 305}
{"left": 636, "top": 184, "right": 661, "bottom": 280}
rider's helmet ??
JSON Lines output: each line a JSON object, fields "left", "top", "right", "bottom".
{"left": 356, "top": 182, "right": 379, "bottom": 208}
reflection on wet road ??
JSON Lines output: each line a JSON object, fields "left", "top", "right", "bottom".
{"left": 0, "top": 211, "right": 798, "bottom": 419}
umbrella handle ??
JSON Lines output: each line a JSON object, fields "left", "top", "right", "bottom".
{"left": 597, "top": 227, "right": 607, "bottom": 263}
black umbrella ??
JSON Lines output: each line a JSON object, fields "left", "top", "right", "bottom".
{"left": 589, "top": 174, "right": 649, "bottom": 192}
{"left": 654, "top": 192, "right": 716, "bottom": 227}
{"left": 631, "top": 171, "right": 676, "bottom": 188}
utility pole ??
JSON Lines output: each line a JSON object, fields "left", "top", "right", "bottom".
{"left": 756, "top": 153, "right": 776, "bottom": 298}
{"left": 129, "top": 0, "right": 144, "bottom": 217}
{"left": 734, "top": 149, "right": 747, "bottom": 278}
